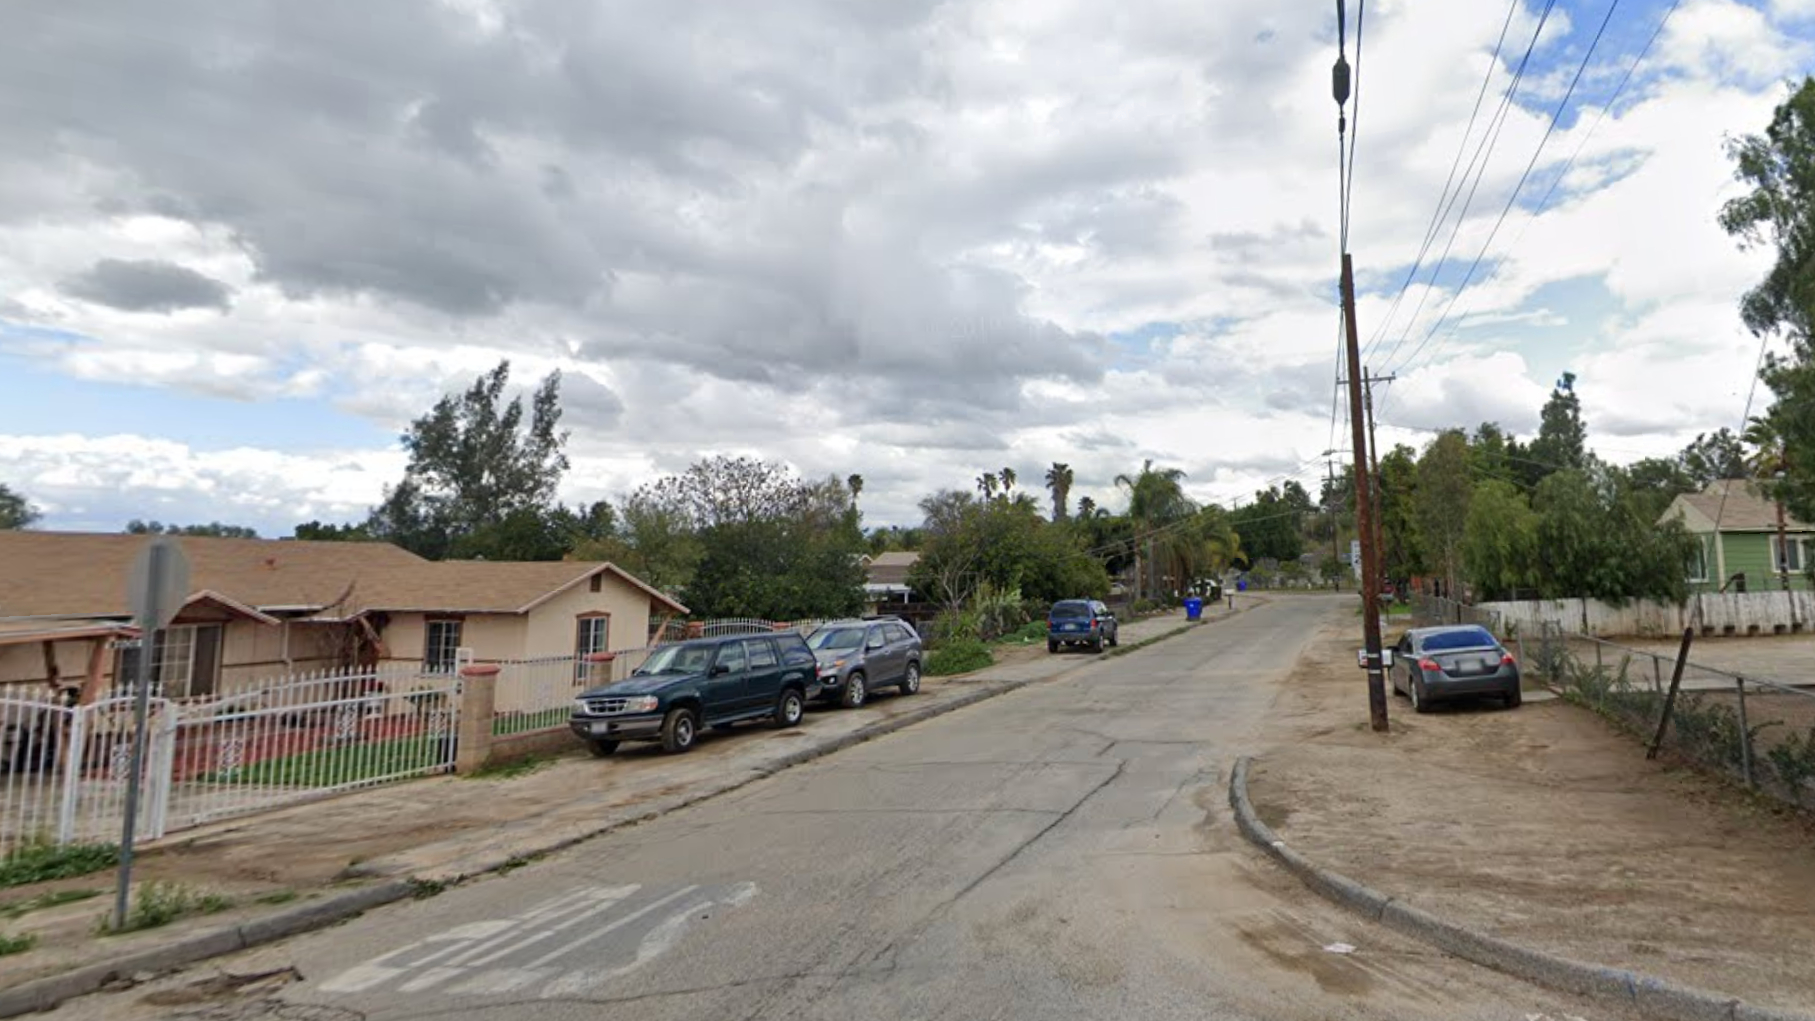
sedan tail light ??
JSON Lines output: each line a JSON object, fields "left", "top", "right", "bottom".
{"left": 1502, "top": 653, "right": 1517, "bottom": 666}
{"left": 1418, "top": 658, "right": 1442, "bottom": 673}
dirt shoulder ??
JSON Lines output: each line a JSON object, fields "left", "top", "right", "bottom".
{"left": 1248, "top": 609, "right": 1815, "bottom": 1014}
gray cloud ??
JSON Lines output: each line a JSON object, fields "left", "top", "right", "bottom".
{"left": 60, "top": 259, "right": 233, "bottom": 313}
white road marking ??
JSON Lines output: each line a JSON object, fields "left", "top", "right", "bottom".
{"left": 540, "top": 883, "right": 758, "bottom": 998}
{"left": 522, "top": 885, "right": 701, "bottom": 969}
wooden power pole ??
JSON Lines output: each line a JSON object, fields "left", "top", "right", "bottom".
{"left": 1342, "top": 255, "right": 1389, "bottom": 732}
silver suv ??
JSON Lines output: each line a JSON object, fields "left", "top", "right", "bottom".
{"left": 805, "top": 617, "right": 923, "bottom": 709}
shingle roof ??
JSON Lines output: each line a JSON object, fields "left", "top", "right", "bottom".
{"left": 0, "top": 532, "right": 687, "bottom": 619}
{"left": 1669, "top": 480, "right": 1812, "bottom": 533}
{"left": 865, "top": 551, "right": 920, "bottom": 586}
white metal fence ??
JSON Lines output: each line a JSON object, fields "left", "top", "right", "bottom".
{"left": 0, "top": 668, "right": 462, "bottom": 860}
{"left": 492, "top": 648, "right": 655, "bottom": 737}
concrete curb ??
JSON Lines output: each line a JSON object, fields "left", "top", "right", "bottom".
{"left": 1227, "top": 756, "right": 1814, "bottom": 1021}
{"left": 0, "top": 880, "right": 414, "bottom": 1020}
{"left": 0, "top": 617, "right": 1219, "bottom": 1017}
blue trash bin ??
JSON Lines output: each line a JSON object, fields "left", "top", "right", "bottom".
{"left": 1183, "top": 597, "right": 1203, "bottom": 621}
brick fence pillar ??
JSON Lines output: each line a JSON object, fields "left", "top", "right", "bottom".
{"left": 456, "top": 663, "right": 500, "bottom": 773}
{"left": 685, "top": 621, "right": 705, "bottom": 639}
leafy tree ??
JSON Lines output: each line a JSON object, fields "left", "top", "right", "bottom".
{"left": 1045, "top": 462, "right": 1074, "bottom": 522}
{"left": 1415, "top": 430, "right": 1473, "bottom": 596}
{"left": 1076, "top": 495, "right": 1099, "bottom": 519}
{"left": 293, "top": 520, "right": 373, "bottom": 542}
{"left": 1114, "top": 460, "right": 1194, "bottom": 599}
{"left": 0, "top": 483, "right": 39, "bottom": 530}
{"left": 1377, "top": 444, "right": 1424, "bottom": 584}
{"left": 1462, "top": 480, "right": 1539, "bottom": 601}
{"left": 1532, "top": 469, "right": 1697, "bottom": 605}
{"left": 865, "top": 525, "right": 923, "bottom": 553}
{"left": 573, "top": 490, "right": 702, "bottom": 595}
{"left": 366, "top": 360, "right": 568, "bottom": 559}
{"left": 910, "top": 488, "right": 1106, "bottom": 607}
{"left": 626, "top": 456, "right": 865, "bottom": 618}
{"left": 126, "top": 520, "right": 259, "bottom": 538}
{"left": 1721, "top": 78, "right": 1815, "bottom": 520}
{"left": 1679, "top": 428, "right": 1748, "bottom": 486}
{"left": 1619, "top": 458, "right": 1698, "bottom": 521}
{"left": 1526, "top": 374, "right": 1588, "bottom": 479}
{"left": 1231, "top": 487, "right": 1302, "bottom": 564}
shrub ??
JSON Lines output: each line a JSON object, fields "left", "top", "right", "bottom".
{"left": 926, "top": 639, "right": 994, "bottom": 676}
{"left": 0, "top": 932, "right": 35, "bottom": 957}
{"left": 100, "top": 881, "right": 234, "bottom": 935}
{"left": 0, "top": 840, "right": 118, "bottom": 889}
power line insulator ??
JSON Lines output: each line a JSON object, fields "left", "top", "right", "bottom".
{"left": 1332, "top": 54, "right": 1351, "bottom": 107}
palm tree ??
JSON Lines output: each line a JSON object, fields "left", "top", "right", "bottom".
{"left": 847, "top": 473, "right": 864, "bottom": 500}
{"left": 1745, "top": 414, "right": 1794, "bottom": 589}
{"left": 999, "top": 467, "right": 1017, "bottom": 493}
{"left": 1077, "top": 495, "right": 1099, "bottom": 519}
{"left": 1045, "top": 463, "right": 1074, "bottom": 522}
{"left": 976, "top": 473, "right": 998, "bottom": 501}
{"left": 1113, "top": 460, "right": 1194, "bottom": 600}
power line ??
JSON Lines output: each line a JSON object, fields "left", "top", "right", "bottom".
{"left": 1386, "top": 0, "right": 1625, "bottom": 380}
{"left": 1360, "top": 0, "right": 1520, "bottom": 361}
{"left": 1375, "top": 0, "right": 1683, "bottom": 406}
{"left": 1373, "top": 0, "right": 1560, "bottom": 373}
{"left": 1342, "top": 0, "right": 1366, "bottom": 248}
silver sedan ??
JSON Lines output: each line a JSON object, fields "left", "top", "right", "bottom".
{"left": 1390, "top": 624, "right": 1522, "bottom": 713}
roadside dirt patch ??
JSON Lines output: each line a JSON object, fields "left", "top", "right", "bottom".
{"left": 1251, "top": 610, "right": 1815, "bottom": 1014}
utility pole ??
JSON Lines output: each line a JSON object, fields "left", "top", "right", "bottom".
{"left": 1327, "top": 457, "right": 1342, "bottom": 591}
{"left": 1335, "top": 0, "right": 1386, "bottom": 732}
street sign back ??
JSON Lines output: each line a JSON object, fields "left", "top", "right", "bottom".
{"left": 127, "top": 537, "right": 191, "bottom": 632}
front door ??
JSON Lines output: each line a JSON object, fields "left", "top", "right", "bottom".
{"left": 703, "top": 642, "right": 748, "bottom": 719}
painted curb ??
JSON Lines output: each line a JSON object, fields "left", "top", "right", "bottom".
{"left": 0, "top": 880, "right": 414, "bottom": 1020}
{"left": 1228, "top": 756, "right": 1814, "bottom": 1021}
{"left": 0, "top": 619, "right": 1215, "bottom": 1016}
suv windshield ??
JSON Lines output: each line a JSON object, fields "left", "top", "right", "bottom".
{"left": 808, "top": 628, "right": 865, "bottom": 651}
{"left": 1420, "top": 628, "right": 1497, "bottom": 652}
{"left": 635, "top": 644, "right": 715, "bottom": 675}
{"left": 1050, "top": 602, "right": 1091, "bottom": 619}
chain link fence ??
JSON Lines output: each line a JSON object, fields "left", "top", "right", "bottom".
{"left": 1528, "top": 624, "right": 1815, "bottom": 813}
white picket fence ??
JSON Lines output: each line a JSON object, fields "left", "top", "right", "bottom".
{"left": 0, "top": 667, "right": 462, "bottom": 860}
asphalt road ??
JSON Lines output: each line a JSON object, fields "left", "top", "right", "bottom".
{"left": 71, "top": 595, "right": 1633, "bottom": 1021}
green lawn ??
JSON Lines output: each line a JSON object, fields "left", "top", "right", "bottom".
{"left": 204, "top": 735, "right": 454, "bottom": 788}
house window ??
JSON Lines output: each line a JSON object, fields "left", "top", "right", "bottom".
{"left": 114, "top": 624, "right": 221, "bottom": 699}
{"left": 1774, "top": 535, "right": 1807, "bottom": 573}
{"left": 589, "top": 573, "right": 603, "bottom": 593}
{"left": 575, "top": 615, "right": 609, "bottom": 681}
{"left": 1688, "top": 538, "right": 1710, "bottom": 583}
{"left": 424, "top": 620, "right": 463, "bottom": 675}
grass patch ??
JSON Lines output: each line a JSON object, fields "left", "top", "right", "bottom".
{"left": 925, "top": 639, "right": 995, "bottom": 676}
{"left": 407, "top": 877, "right": 449, "bottom": 900}
{"left": 208, "top": 734, "right": 454, "bottom": 788}
{"left": 101, "top": 882, "right": 234, "bottom": 935}
{"left": 993, "top": 621, "right": 1049, "bottom": 646}
{"left": 0, "top": 888, "right": 103, "bottom": 921}
{"left": 464, "top": 754, "right": 555, "bottom": 781}
{"left": 254, "top": 889, "right": 300, "bottom": 906}
{"left": 0, "top": 932, "right": 35, "bottom": 957}
{"left": 0, "top": 840, "right": 119, "bottom": 889}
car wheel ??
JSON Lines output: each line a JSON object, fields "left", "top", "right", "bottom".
{"left": 840, "top": 671, "right": 868, "bottom": 709}
{"left": 1411, "top": 680, "right": 1430, "bottom": 714}
{"left": 1047, "top": 640, "right": 1059, "bottom": 654}
{"left": 586, "top": 739, "right": 619, "bottom": 758}
{"left": 1109, "top": 630, "right": 1118, "bottom": 647}
{"left": 660, "top": 708, "right": 699, "bottom": 754}
{"left": 1092, "top": 637, "right": 1104, "bottom": 653}
{"left": 900, "top": 662, "right": 922, "bottom": 696}
{"left": 1504, "top": 687, "right": 1523, "bottom": 709}
{"left": 773, "top": 688, "right": 806, "bottom": 729}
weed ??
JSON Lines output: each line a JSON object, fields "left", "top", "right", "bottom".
{"left": 465, "top": 755, "right": 554, "bottom": 781}
{"left": 1766, "top": 725, "right": 1815, "bottom": 794}
{"left": 497, "top": 856, "right": 531, "bottom": 875}
{"left": 255, "top": 890, "right": 300, "bottom": 906}
{"left": 100, "top": 882, "right": 235, "bottom": 935}
{"left": 0, "top": 888, "right": 102, "bottom": 921}
{"left": 0, "top": 840, "right": 119, "bottom": 889}
{"left": 0, "top": 932, "right": 35, "bottom": 956}
{"left": 407, "top": 877, "right": 448, "bottom": 900}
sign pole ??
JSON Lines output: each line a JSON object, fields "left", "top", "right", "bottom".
{"left": 114, "top": 537, "right": 188, "bottom": 931}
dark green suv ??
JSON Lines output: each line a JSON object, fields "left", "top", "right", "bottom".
{"left": 569, "top": 633, "right": 820, "bottom": 756}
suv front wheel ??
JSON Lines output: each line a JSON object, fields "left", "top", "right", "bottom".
{"left": 773, "top": 688, "right": 805, "bottom": 728}
{"left": 661, "top": 707, "right": 699, "bottom": 754}
{"left": 840, "top": 671, "right": 867, "bottom": 709}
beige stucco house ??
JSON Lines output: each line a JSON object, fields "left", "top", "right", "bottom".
{"left": 0, "top": 532, "right": 687, "bottom": 702}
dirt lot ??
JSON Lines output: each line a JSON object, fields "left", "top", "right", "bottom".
{"left": 1249, "top": 610, "right": 1815, "bottom": 1014}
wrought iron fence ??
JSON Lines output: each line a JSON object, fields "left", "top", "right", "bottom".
{"left": 1531, "top": 626, "right": 1815, "bottom": 812}
{"left": 490, "top": 649, "right": 653, "bottom": 737}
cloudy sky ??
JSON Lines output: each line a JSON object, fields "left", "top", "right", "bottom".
{"left": 0, "top": 0, "right": 1808, "bottom": 535}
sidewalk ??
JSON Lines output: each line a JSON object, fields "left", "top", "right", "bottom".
{"left": 0, "top": 603, "right": 1232, "bottom": 1001}
{"left": 1247, "top": 610, "right": 1815, "bottom": 1016}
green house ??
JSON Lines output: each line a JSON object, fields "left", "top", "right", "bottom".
{"left": 1661, "top": 480, "right": 1815, "bottom": 593}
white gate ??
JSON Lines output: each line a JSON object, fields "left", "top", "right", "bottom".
{"left": 0, "top": 669, "right": 462, "bottom": 860}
